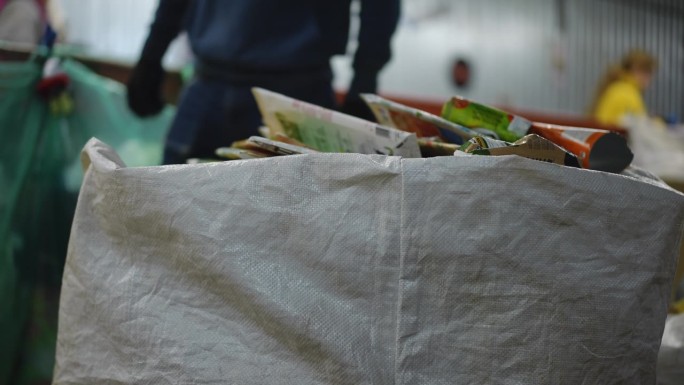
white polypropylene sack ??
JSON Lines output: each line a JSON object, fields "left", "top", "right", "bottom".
{"left": 657, "top": 314, "right": 684, "bottom": 385}
{"left": 54, "top": 139, "right": 684, "bottom": 384}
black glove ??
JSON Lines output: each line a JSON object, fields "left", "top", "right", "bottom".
{"left": 127, "top": 59, "right": 166, "bottom": 117}
{"left": 127, "top": 0, "right": 190, "bottom": 117}
{"left": 341, "top": 71, "right": 378, "bottom": 122}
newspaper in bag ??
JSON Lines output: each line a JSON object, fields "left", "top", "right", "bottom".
{"left": 361, "top": 94, "right": 476, "bottom": 144}
{"left": 253, "top": 88, "right": 420, "bottom": 157}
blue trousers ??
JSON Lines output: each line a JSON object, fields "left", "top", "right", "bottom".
{"left": 163, "top": 68, "right": 336, "bottom": 164}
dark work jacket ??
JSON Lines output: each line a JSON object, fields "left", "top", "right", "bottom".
{"left": 143, "top": 0, "right": 399, "bottom": 84}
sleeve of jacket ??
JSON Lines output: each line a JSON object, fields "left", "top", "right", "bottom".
{"left": 139, "top": 0, "right": 190, "bottom": 63}
{"left": 594, "top": 82, "right": 646, "bottom": 126}
{"left": 350, "top": 0, "right": 400, "bottom": 94}
{"left": 127, "top": 0, "right": 190, "bottom": 117}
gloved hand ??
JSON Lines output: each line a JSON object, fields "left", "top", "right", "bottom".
{"left": 127, "top": 59, "right": 166, "bottom": 117}
{"left": 341, "top": 71, "right": 377, "bottom": 122}
{"left": 127, "top": 0, "right": 189, "bottom": 117}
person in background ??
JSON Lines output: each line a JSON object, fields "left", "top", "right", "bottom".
{"left": 0, "top": 0, "right": 47, "bottom": 45}
{"left": 591, "top": 49, "right": 657, "bottom": 127}
{"left": 127, "top": 0, "right": 400, "bottom": 164}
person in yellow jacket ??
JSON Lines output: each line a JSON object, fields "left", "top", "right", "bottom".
{"left": 592, "top": 50, "right": 657, "bottom": 127}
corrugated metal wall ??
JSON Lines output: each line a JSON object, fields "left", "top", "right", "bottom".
{"left": 564, "top": 0, "right": 684, "bottom": 117}
{"left": 377, "top": 0, "right": 683, "bottom": 118}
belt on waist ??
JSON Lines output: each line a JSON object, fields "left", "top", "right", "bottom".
{"left": 195, "top": 59, "right": 333, "bottom": 86}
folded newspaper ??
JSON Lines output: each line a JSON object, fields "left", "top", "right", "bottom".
{"left": 252, "top": 88, "right": 420, "bottom": 157}
{"left": 361, "top": 94, "right": 476, "bottom": 144}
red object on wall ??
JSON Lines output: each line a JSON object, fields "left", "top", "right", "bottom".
{"left": 451, "top": 59, "right": 471, "bottom": 88}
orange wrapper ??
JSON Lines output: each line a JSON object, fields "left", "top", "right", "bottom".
{"left": 529, "top": 123, "right": 633, "bottom": 173}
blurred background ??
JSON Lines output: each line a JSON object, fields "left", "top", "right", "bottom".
{"left": 1, "top": 0, "right": 683, "bottom": 384}
{"left": 46, "top": 0, "right": 683, "bottom": 118}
